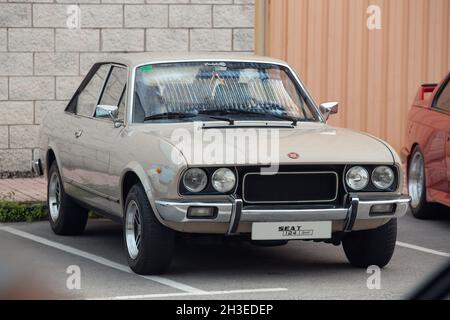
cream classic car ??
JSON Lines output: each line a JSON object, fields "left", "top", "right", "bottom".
{"left": 34, "top": 53, "right": 411, "bottom": 275}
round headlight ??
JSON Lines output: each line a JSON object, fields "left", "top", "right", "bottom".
{"left": 183, "top": 168, "right": 207, "bottom": 193}
{"left": 346, "top": 166, "right": 369, "bottom": 191}
{"left": 372, "top": 166, "right": 395, "bottom": 190}
{"left": 212, "top": 168, "right": 236, "bottom": 193}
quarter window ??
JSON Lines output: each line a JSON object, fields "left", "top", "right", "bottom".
{"left": 98, "top": 66, "right": 127, "bottom": 119}
{"left": 76, "top": 64, "right": 110, "bottom": 117}
{"left": 435, "top": 79, "right": 450, "bottom": 113}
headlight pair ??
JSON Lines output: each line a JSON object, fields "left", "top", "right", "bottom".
{"left": 182, "top": 168, "right": 236, "bottom": 194}
{"left": 345, "top": 166, "right": 395, "bottom": 191}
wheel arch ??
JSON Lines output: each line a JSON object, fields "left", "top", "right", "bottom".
{"left": 120, "top": 162, "right": 156, "bottom": 212}
{"left": 406, "top": 143, "right": 420, "bottom": 173}
{"left": 45, "top": 143, "right": 62, "bottom": 177}
{"left": 46, "top": 148, "right": 56, "bottom": 173}
{"left": 121, "top": 171, "right": 141, "bottom": 208}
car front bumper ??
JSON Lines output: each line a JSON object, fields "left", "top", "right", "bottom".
{"left": 32, "top": 159, "right": 43, "bottom": 176}
{"left": 154, "top": 194, "right": 411, "bottom": 235}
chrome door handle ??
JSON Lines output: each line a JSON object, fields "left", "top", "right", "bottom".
{"left": 74, "top": 130, "right": 83, "bottom": 138}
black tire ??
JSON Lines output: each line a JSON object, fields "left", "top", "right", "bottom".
{"left": 342, "top": 219, "right": 397, "bottom": 268}
{"left": 47, "top": 162, "right": 88, "bottom": 235}
{"left": 123, "top": 184, "right": 175, "bottom": 275}
{"left": 408, "top": 146, "right": 435, "bottom": 219}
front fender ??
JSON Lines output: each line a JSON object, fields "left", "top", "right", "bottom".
{"left": 120, "top": 162, "right": 155, "bottom": 205}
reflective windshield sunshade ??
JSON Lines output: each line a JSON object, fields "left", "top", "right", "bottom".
{"left": 133, "top": 61, "right": 319, "bottom": 123}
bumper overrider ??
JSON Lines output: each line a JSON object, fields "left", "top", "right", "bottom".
{"left": 154, "top": 194, "right": 411, "bottom": 236}
{"left": 32, "top": 159, "right": 44, "bottom": 176}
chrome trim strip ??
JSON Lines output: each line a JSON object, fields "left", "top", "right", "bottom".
{"left": 357, "top": 195, "right": 411, "bottom": 219}
{"left": 154, "top": 194, "right": 410, "bottom": 226}
{"left": 240, "top": 207, "right": 349, "bottom": 222}
{"left": 242, "top": 171, "right": 339, "bottom": 204}
{"left": 155, "top": 200, "right": 233, "bottom": 223}
{"left": 65, "top": 179, "right": 120, "bottom": 203}
{"left": 202, "top": 121, "right": 295, "bottom": 129}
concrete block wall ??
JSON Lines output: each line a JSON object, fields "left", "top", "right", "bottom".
{"left": 0, "top": 0, "right": 255, "bottom": 173}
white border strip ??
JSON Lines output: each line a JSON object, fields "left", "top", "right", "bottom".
{"left": 396, "top": 241, "right": 450, "bottom": 258}
{"left": 92, "top": 288, "right": 288, "bottom": 300}
{"left": 0, "top": 226, "right": 206, "bottom": 294}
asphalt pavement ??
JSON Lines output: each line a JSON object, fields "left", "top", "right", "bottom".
{"left": 0, "top": 211, "right": 449, "bottom": 300}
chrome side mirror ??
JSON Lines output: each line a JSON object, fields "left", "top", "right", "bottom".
{"left": 319, "top": 102, "right": 339, "bottom": 121}
{"left": 96, "top": 104, "right": 118, "bottom": 118}
{"left": 96, "top": 105, "right": 123, "bottom": 128}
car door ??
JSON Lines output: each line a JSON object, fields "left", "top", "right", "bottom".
{"left": 60, "top": 64, "right": 110, "bottom": 199}
{"left": 75, "top": 64, "right": 128, "bottom": 215}
{"left": 431, "top": 76, "right": 450, "bottom": 201}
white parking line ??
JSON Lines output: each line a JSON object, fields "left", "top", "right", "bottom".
{"left": 0, "top": 226, "right": 206, "bottom": 294}
{"left": 92, "top": 288, "right": 288, "bottom": 300}
{"left": 396, "top": 241, "right": 450, "bottom": 258}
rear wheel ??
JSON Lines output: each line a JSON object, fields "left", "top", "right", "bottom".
{"left": 47, "top": 162, "right": 88, "bottom": 235}
{"left": 342, "top": 219, "right": 397, "bottom": 268}
{"left": 124, "top": 184, "right": 175, "bottom": 275}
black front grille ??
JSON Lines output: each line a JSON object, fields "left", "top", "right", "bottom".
{"left": 242, "top": 172, "right": 338, "bottom": 203}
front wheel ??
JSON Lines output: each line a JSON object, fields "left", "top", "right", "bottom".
{"left": 342, "top": 219, "right": 397, "bottom": 268}
{"left": 124, "top": 184, "right": 175, "bottom": 275}
{"left": 408, "top": 146, "right": 438, "bottom": 219}
{"left": 408, "top": 146, "right": 431, "bottom": 219}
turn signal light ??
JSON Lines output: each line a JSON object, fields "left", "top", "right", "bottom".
{"left": 187, "top": 207, "right": 217, "bottom": 219}
{"left": 370, "top": 204, "right": 395, "bottom": 215}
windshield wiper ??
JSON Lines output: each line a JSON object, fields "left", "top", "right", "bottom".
{"left": 200, "top": 109, "right": 299, "bottom": 126}
{"left": 144, "top": 112, "right": 199, "bottom": 121}
{"left": 206, "top": 115, "right": 235, "bottom": 125}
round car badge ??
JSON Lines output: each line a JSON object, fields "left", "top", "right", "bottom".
{"left": 288, "top": 152, "right": 299, "bottom": 160}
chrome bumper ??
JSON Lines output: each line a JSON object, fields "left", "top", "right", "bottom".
{"left": 32, "top": 159, "right": 43, "bottom": 176}
{"left": 155, "top": 194, "right": 411, "bottom": 235}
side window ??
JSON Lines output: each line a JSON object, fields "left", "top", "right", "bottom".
{"left": 435, "top": 79, "right": 450, "bottom": 113}
{"left": 76, "top": 64, "right": 110, "bottom": 117}
{"left": 96, "top": 66, "right": 127, "bottom": 119}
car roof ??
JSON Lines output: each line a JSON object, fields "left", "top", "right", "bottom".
{"left": 97, "top": 52, "right": 289, "bottom": 68}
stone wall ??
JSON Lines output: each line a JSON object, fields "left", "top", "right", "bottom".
{"left": 0, "top": 0, "right": 255, "bottom": 172}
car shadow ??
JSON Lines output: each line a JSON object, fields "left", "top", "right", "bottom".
{"left": 83, "top": 220, "right": 356, "bottom": 276}
{"left": 408, "top": 203, "right": 450, "bottom": 222}
{"left": 169, "top": 235, "right": 352, "bottom": 275}
{"left": 430, "top": 204, "right": 450, "bottom": 221}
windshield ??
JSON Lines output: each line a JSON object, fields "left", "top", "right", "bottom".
{"left": 132, "top": 62, "right": 320, "bottom": 123}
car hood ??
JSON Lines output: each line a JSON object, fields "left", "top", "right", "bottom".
{"left": 139, "top": 122, "right": 395, "bottom": 166}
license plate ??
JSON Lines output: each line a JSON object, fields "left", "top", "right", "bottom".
{"left": 251, "top": 221, "right": 332, "bottom": 240}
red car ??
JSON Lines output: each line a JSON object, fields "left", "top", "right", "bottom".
{"left": 402, "top": 74, "right": 450, "bottom": 219}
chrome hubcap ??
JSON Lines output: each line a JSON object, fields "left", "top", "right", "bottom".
{"left": 125, "top": 200, "right": 142, "bottom": 260}
{"left": 48, "top": 172, "right": 61, "bottom": 222}
{"left": 408, "top": 152, "right": 425, "bottom": 209}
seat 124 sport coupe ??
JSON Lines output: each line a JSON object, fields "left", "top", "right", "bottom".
{"left": 402, "top": 74, "right": 450, "bottom": 219}
{"left": 34, "top": 53, "right": 411, "bottom": 275}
